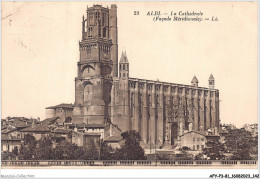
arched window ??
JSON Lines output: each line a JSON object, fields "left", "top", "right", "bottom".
{"left": 84, "top": 84, "right": 93, "bottom": 104}
{"left": 65, "top": 117, "right": 72, "bottom": 123}
{"left": 82, "top": 65, "right": 95, "bottom": 78}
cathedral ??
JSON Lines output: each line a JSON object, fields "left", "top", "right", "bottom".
{"left": 47, "top": 4, "right": 220, "bottom": 149}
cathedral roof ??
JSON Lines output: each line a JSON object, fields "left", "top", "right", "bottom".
{"left": 46, "top": 103, "right": 74, "bottom": 109}
{"left": 209, "top": 74, "right": 214, "bottom": 80}
{"left": 191, "top": 76, "right": 199, "bottom": 83}
{"left": 120, "top": 51, "right": 128, "bottom": 63}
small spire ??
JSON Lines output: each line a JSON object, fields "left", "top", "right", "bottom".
{"left": 191, "top": 76, "right": 198, "bottom": 83}
{"left": 32, "top": 119, "right": 36, "bottom": 128}
{"left": 191, "top": 75, "right": 199, "bottom": 87}
{"left": 209, "top": 74, "right": 215, "bottom": 89}
{"left": 209, "top": 74, "right": 214, "bottom": 80}
{"left": 120, "top": 50, "right": 128, "bottom": 63}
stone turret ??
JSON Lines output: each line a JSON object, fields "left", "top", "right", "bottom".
{"left": 209, "top": 74, "right": 215, "bottom": 89}
{"left": 119, "top": 51, "right": 129, "bottom": 78}
{"left": 191, "top": 76, "right": 199, "bottom": 87}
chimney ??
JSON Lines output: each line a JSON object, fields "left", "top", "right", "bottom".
{"left": 32, "top": 119, "right": 36, "bottom": 128}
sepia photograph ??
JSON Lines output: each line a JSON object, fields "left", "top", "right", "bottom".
{"left": 1, "top": 1, "right": 259, "bottom": 178}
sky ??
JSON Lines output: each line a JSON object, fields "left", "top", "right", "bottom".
{"left": 2, "top": 2, "right": 258, "bottom": 127}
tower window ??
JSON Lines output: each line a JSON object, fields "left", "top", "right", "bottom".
{"left": 123, "top": 64, "right": 125, "bottom": 70}
{"left": 123, "top": 73, "right": 125, "bottom": 77}
{"left": 103, "top": 27, "right": 106, "bottom": 38}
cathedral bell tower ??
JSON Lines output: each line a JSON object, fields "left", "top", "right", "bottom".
{"left": 73, "top": 5, "right": 118, "bottom": 124}
{"left": 208, "top": 74, "right": 215, "bottom": 89}
{"left": 119, "top": 51, "right": 129, "bottom": 78}
{"left": 116, "top": 51, "right": 130, "bottom": 132}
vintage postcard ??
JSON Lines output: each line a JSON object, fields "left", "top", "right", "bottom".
{"left": 1, "top": 1, "right": 259, "bottom": 178}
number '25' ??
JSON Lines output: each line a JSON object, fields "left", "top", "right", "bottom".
{"left": 134, "top": 11, "right": 139, "bottom": 15}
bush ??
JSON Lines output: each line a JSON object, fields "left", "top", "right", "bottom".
{"left": 112, "top": 131, "right": 146, "bottom": 160}
{"left": 1, "top": 151, "right": 16, "bottom": 160}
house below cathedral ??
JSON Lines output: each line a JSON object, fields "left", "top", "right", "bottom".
{"left": 45, "top": 4, "right": 220, "bottom": 149}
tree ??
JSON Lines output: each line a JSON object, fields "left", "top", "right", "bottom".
{"left": 113, "top": 130, "right": 146, "bottom": 160}
{"left": 20, "top": 134, "right": 37, "bottom": 160}
{"left": 231, "top": 148, "right": 252, "bottom": 160}
{"left": 203, "top": 140, "right": 225, "bottom": 160}
{"left": 100, "top": 141, "right": 113, "bottom": 160}
{"left": 1, "top": 151, "right": 16, "bottom": 160}
{"left": 175, "top": 146, "right": 193, "bottom": 160}
{"left": 53, "top": 140, "right": 85, "bottom": 160}
{"left": 23, "top": 134, "right": 37, "bottom": 147}
{"left": 225, "top": 129, "right": 255, "bottom": 160}
{"left": 179, "top": 146, "right": 191, "bottom": 151}
{"left": 34, "top": 135, "right": 53, "bottom": 160}
{"left": 194, "top": 153, "right": 204, "bottom": 160}
{"left": 66, "top": 142, "right": 85, "bottom": 160}
{"left": 12, "top": 146, "right": 19, "bottom": 156}
{"left": 82, "top": 139, "right": 99, "bottom": 160}
{"left": 251, "top": 135, "right": 258, "bottom": 157}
